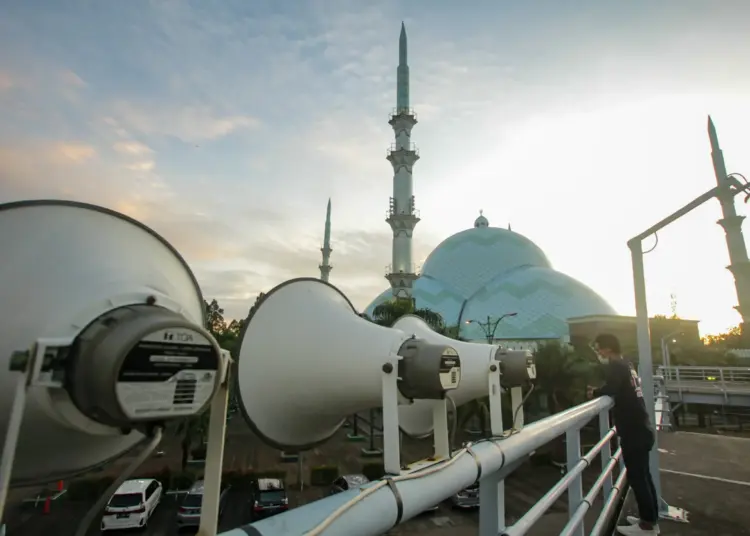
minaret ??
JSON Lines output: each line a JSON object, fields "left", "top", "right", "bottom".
{"left": 319, "top": 198, "right": 333, "bottom": 282}
{"left": 709, "top": 116, "right": 750, "bottom": 342}
{"left": 385, "top": 22, "right": 420, "bottom": 300}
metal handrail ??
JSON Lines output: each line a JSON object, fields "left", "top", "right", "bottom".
{"left": 218, "top": 397, "right": 619, "bottom": 536}
{"left": 656, "top": 365, "right": 750, "bottom": 386}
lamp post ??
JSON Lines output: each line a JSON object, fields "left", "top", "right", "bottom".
{"left": 466, "top": 313, "right": 518, "bottom": 343}
{"left": 660, "top": 331, "right": 682, "bottom": 376}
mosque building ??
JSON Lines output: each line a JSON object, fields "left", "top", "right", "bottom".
{"left": 319, "top": 23, "right": 698, "bottom": 351}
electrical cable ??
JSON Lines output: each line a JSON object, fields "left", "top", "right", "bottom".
{"left": 74, "top": 426, "right": 164, "bottom": 536}
{"left": 305, "top": 387, "right": 532, "bottom": 536}
{"left": 643, "top": 232, "right": 659, "bottom": 254}
{"left": 510, "top": 383, "right": 536, "bottom": 434}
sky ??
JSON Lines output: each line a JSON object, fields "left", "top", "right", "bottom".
{"left": 1, "top": 0, "right": 749, "bottom": 336}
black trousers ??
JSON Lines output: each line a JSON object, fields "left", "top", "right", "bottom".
{"left": 622, "top": 443, "right": 659, "bottom": 524}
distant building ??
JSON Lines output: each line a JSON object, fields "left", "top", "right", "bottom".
{"left": 567, "top": 314, "right": 702, "bottom": 355}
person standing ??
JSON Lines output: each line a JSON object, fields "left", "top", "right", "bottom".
{"left": 587, "top": 333, "right": 660, "bottom": 536}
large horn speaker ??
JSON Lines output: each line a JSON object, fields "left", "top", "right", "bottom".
{"left": 235, "top": 278, "right": 462, "bottom": 453}
{"left": 393, "top": 314, "right": 535, "bottom": 438}
{"left": 0, "top": 200, "right": 221, "bottom": 486}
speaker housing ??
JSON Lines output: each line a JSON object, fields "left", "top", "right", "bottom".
{"left": 394, "top": 315, "right": 535, "bottom": 438}
{"left": 0, "top": 200, "right": 216, "bottom": 486}
{"left": 234, "top": 278, "right": 462, "bottom": 458}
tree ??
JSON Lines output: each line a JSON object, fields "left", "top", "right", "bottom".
{"left": 371, "top": 299, "right": 445, "bottom": 332}
{"left": 204, "top": 299, "right": 226, "bottom": 336}
{"left": 702, "top": 325, "right": 742, "bottom": 349}
{"left": 533, "top": 342, "right": 596, "bottom": 414}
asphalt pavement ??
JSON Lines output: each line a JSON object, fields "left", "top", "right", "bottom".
{"left": 8, "top": 487, "right": 481, "bottom": 535}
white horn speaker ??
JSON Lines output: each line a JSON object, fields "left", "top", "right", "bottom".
{"left": 235, "top": 278, "right": 463, "bottom": 474}
{"left": 0, "top": 200, "right": 223, "bottom": 487}
{"left": 392, "top": 315, "right": 536, "bottom": 438}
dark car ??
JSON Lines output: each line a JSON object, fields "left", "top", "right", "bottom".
{"left": 176, "top": 480, "right": 231, "bottom": 529}
{"left": 450, "top": 481, "right": 479, "bottom": 509}
{"left": 329, "top": 474, "right": 370, "bottom": 495}
{"left": 250, "top": 478, "right": 288, "bottom": 521}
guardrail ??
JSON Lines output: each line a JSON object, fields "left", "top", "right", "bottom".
{"left": 657, "top": 365, "right": 750, "bottom": 384}
{"left": 219, "top": 397, "right": 625, "bottom": 536}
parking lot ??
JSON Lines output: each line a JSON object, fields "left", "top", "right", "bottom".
{"left": 7, "top": 486, "right": 481, "bottom": 535}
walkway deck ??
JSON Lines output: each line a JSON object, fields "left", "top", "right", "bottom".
{"left": 618, "top": 431, "right": 750, "bottom": 535}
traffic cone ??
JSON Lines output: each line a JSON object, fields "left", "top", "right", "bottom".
{"left": 43, "top": 497, "right": 51, "bottom": 515}
{"left": 57, "top": 480, "right": 64, "bottom": 492}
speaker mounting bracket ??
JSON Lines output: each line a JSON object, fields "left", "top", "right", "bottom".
{"left": 381, "top": 360, "right": 402, "bottom": 475}
{"left": 488, "top": 362, "right": 504, "bottom": 437}
{"left": 382, "top": 359, "right": 453, "bottom": 476}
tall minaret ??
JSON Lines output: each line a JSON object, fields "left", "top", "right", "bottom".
{"left": 385, "top": 22, "right": 420, "bottom": 300}
{"left": 319, "top": 198, "right": 333, "bottom": 282}
{"left": 709, "top": 116, "right": 750, "bottom": 342}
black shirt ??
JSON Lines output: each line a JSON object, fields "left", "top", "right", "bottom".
{"left": 594, "top": 358, "right": 654, "bottom": 450}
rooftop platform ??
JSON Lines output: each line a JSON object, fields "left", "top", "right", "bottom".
{"left": 618, "top": 431, "right": 750, "bottom": 535}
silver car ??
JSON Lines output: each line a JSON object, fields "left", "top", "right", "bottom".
{"left": 176, "top": 480, "right": 231, "bottom": 529}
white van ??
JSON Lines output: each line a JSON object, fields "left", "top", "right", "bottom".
{"left": 101, "top": 478, "right": 162, "bottom": 531}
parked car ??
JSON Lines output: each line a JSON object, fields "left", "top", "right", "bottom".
{"left": 250, "top": 478, "right": 289, "bottom": 521}
{"left": 100, "top": 478, "right": 162, "bottom": 531}
{"left": 450, "top": 481, "right": 480, "bottom": 509}
{"left": 329, "top": 474, "right": 370, "bottom": 495}
{"left": 176, "top": 479, "right": 231, "bottom": 529}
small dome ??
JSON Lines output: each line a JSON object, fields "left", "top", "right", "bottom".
{"left": 474, "top": 210, "right": 489, "bottom": 228}
{"left": 421, "top": 225, "right": 551, "bottom": 298}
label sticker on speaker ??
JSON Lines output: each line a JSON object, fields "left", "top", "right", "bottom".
{"left": 439, "top": 347, "right": 461, "bottom": 391}
{"left": 115, "top": 328, "right": 220, "bottom": 421}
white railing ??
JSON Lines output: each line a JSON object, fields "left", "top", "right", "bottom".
{"left": 218, "top": 397, "right": 626, "bottom": 536}
{"left": 657, "top": 365, "right": 750, "bottom": 397}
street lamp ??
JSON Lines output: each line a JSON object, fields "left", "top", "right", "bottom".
{"left": 660, "top": 330, "right": 683, "bottom": 376}
{"left": 465, "top": 313, "right": 518, "bottom": 343}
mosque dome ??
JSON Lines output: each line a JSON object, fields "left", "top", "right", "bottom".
{"left": 365, "top": 212, "right": 616, "bottom": 341}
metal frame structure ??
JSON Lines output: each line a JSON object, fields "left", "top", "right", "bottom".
{"left": 628, "top": 175, "right": 749, "bottom": 522}
{"left": 219, "top": 397, "right": 623, "bottom": 536}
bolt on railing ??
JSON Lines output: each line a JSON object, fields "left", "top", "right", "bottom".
{"left": 218, "top": 397, "right": 625, "bottom": 536}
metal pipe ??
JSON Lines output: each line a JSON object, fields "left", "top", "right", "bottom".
{"left": 590, "top": 469, "right": 628, "bottom": 536}
{"left": 219, "top": 398, "right": 614, "bottom": 536}
{"left": 629, "top": 239, "right": 664, "bottom": 510}
{"left": 628, "top": 185, "right": 723, "bottom": 244}
{"left": 559, "top": 449, "right": 622, "bottom": 536}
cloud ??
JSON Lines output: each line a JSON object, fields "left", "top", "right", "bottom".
{"left": 0, "top": 71, "right": 15, "bottom": 91}
{"left": 113, "top": 140, "right": 153, "bottom": 156}
{"left": 51, "top": 142, "right": 96, "bottom": 163}
{"left": 59, "top": 69, "right": 86, "bottom": 88}
{"left": 111, "top": 101, "right": 261, "bottom": 143}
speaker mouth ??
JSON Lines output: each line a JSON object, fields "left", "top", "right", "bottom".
{"left": 234, "top": 277, "right": 357, "bottom": 452}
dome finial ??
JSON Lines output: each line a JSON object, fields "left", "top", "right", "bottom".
{"left": 474, "top": 210, "right": 489, "bottom": 228}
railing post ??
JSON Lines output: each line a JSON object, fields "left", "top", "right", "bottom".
{"left": 598, "top": 411, "right": 613, "bottom": 499}
{"left": 479, "top": 470, "right": 505, "bottom": 536}
{"left": 565, "top": 427, "right": 584, "bottom": 536}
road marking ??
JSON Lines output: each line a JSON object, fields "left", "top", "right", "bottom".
{"left": 660, "top": 468, "right": 750, "bottom": 487}
{"left": 675, "top": 431, "right": 750, "bottom": 442}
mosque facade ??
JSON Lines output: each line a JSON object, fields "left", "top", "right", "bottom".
{"left": 365, "top": 24, "right": 616, "bottom": 347}
{"left": 319, "top": 24, "right": 618, "bottom": 348}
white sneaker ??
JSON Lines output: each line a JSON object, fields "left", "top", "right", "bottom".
{"left": 626, "top": 516, "right": 661, "bottom": 534}
{"left": 617, "top": 522, "right": 658, "bottom": 535}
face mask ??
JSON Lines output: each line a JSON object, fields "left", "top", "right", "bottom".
{"left": 597, "top": 355, "right": 608, "bottom": 365}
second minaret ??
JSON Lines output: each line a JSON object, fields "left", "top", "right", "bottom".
{"left": 385, "top": 22, "right": 420, "bottom": 300}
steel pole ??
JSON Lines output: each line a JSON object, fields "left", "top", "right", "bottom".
{"left": 629, "top": 239, "right": 665, "bottom": 512}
